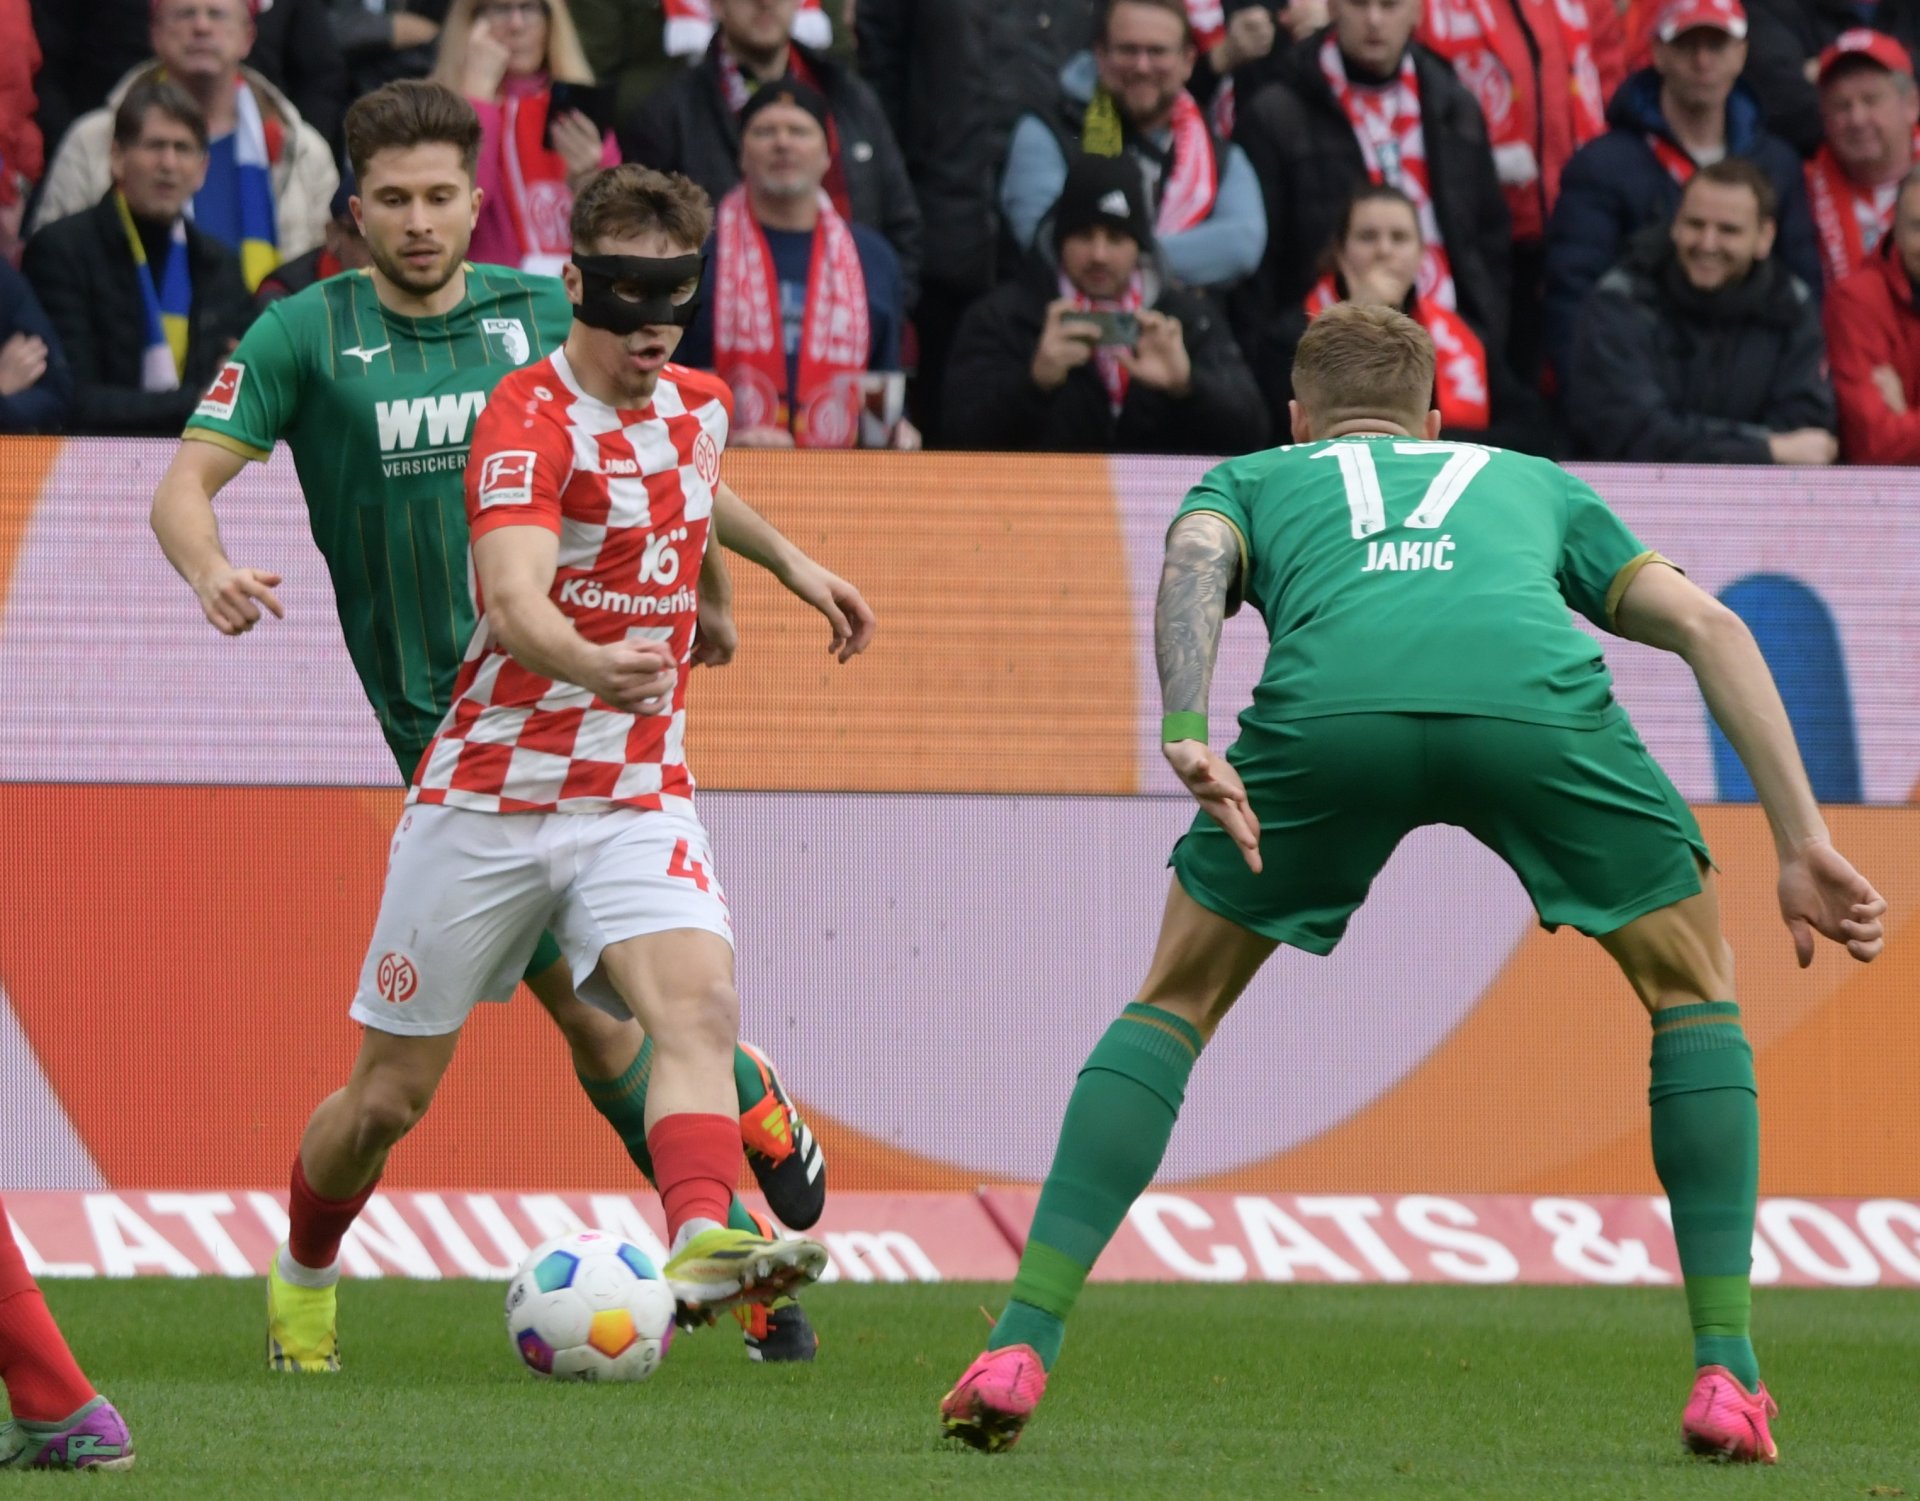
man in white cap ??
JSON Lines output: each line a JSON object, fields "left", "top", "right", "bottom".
{"left": 1807, "top": 29, "right": 1920, "bottom": 285}
{"left": 1543, "top": 0, "right": 1819, "bottom": 379}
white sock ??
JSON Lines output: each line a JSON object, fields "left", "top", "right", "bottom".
{"left": 670, "top": 1217, "right": 724, "bottom": 1255}
{"left": 276, "top": 1243, "right": 341, "bottom": 1289}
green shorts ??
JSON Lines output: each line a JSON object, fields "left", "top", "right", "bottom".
{"left": 387, "top": 735, "right": 566, "bottom": 982}
{"left": 1170, "top": 712, "right": 1710, "bottom": 955}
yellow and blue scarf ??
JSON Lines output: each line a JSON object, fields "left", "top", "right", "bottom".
{"left": 116, "top": 189, "right": 191, "bottom": 392}
{"left": 232, "top": 82, "right": 280, "bottom": 290}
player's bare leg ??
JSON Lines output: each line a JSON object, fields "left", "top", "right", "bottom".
{"left": 297, "top": 1028, "right": 463, "bottom": 1197}
{"left": 0, "top": 1200, "right": 133, "bottom": 1470}
{"left": 1594, "top": 868, "right": 1778, "bottom": 1462}
{"left": 942, "top": 879, "right": 1276, "bottom": 1451}
{"left": 591, "top": 930, "right": 827, "bottom": 1323}
{"left": 268, "top": 1028, "right": 462, "bottom": 1372}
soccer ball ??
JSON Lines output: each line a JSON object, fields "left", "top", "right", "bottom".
{"left": 505, "top": 1230, "right": 677, "bottom": 1382}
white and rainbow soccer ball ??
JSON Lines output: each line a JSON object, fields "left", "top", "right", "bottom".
{"left": 505, "top": 1230, "right": 677, "bottom": 1382}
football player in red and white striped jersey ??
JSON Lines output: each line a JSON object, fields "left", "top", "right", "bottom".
{"left": 271, "top": 166, "right": 876, "bottom": 1365}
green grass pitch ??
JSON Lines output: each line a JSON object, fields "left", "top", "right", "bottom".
{"left": 9, "top": 1280, "right": 1918, "bottom": 1498}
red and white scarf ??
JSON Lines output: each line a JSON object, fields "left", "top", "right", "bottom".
{"left": 1062, "top": 270, "right": 1147, "bottom": 413}
{"left": 713, "top": 185, "right": 869, "bottom": 448}
{"left": 1186, "top": 0, "right": 1227, "bottom": 50}
{"left": 1306, "top": 276, "right": 1490, "bottom": 428}
{"left": 1319, "top": 38, "right": 1456, "bottom": 307}
{"left": 665, "top": 0, "right": 829, "bottom": 58}
{"left": 499, "top": 85, "right": 575, "bottom": 265}
{"left": 1647, "top": 132, "right": 1699, "bottom": 186}
{"left": 1806, "top": 141, "right": 1913, "bottom": 285}
{"left": 1183, "top": 0, "right": 1239, "bottom": 136}
{"left": 1421, "top": 0, "right": 1605, "bottom": 148}
{"left": 1155, "top": 91, "right": 1220, "bottom": 235}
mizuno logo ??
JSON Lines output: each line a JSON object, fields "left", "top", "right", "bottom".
{"left": 342, "top": 343, "right": 391, "bottom": 365}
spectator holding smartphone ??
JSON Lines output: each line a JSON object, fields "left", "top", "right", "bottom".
{"left": 432, "top": 0, "right": 618, "bottom": 273}
{"left": 945, "top": 152, "right": 1266, "bottom": 453}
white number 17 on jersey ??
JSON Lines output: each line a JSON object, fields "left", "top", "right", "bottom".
{"left": 1313, "top": 441, "right": 1490, "bottom": 540}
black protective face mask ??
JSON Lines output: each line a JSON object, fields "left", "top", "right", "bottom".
{"left": 571, "top": 252, "right": 706, "bottom": 332}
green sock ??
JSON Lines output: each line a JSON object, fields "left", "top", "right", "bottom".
{"left": 1648, "top": 1001, "right": 1760, "bottom": 1391}
{"left": 988, "top": 1004, "right": 1203, "bottom": 1371}
{"left": 576, "top": 1039, "right": 758, "bottom": 1234}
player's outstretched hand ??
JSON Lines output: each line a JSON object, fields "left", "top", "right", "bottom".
{"left": 588, "top": 640, "right": 677, "bottom": 714}
{"left": 194, "top": 565, "right": 284, "bottom": 635}
{"left": 783, "top": 559, "right": 876, "bottom": 663}
{"left": 1777, "top": 841, "right": 1887, "bottom": 967}
{"left": 1163, "top": 740, "right": 1262, "bottom": 873}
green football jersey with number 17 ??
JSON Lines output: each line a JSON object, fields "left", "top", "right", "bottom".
{"left": 183, "top": 263, "right": 575, "bottom": 758}
{"left": 1173, "top": 437, "right": 1666, "bottom": 732}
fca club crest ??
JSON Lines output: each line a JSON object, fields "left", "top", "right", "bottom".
{"left": 481, "top": 317, "right": 532, "bottom": 365}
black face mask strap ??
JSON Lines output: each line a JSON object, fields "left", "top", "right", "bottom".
{"left": 571, "top": 252, "right": 706, "bottom": 332}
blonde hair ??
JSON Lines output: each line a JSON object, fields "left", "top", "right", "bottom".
{"left": 1292, "top": 301, "right": 1435, "bottom": 429}
{"left": 432, "top": 0, "right": 596, "bottom": 92}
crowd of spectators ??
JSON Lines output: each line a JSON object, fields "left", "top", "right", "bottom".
{"left": 0, "top": 0, "right": 1917, "bottom": 463}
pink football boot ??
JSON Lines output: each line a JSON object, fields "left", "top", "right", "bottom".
{"left": 1683, "top": 1365, "right": 1779, "bottom": 1463}
{"left": 939, "top": 1344, "right": 1048, "bottom": 1452}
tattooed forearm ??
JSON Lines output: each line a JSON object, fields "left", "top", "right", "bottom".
{"left": 1155, "top": 514, "right": 1239, "bottom": 716}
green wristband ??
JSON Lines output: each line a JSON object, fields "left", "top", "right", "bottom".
{"left": 1161, "top": 712, "right": 1208, "bottom": 744}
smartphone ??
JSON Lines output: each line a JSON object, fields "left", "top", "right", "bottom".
{"left": 1071, "top": 310, "right": 1140, "bottom": 347}
{"left": 546, "top": 81, "right": 617, "bottom": 147}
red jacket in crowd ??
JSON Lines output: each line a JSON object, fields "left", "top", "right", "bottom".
{"left": 1825, "top": 240, "right": 1920, "bottom": 463}
{"left": 0, "top": 0, "right": 43, "bottom": 206}
{"left": 1419, "top": 0, "right": 1625, "bottom": 242}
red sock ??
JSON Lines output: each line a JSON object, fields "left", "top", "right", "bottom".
{"left": 287, "top": 1156, "right": 378, "bottom": 1272}
{"left": 0, "top": 1201, "right": 96, "bottom": 1421}
{"left": 646, "top": 1113, "right": 742, "bottom": 1242}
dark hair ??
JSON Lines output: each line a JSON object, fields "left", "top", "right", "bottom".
{"left": 570, "top": 165, "right": 714, "bottom": 253}
{"left": 1315, "top": 181, "right": 1422, "bottom": 276}
{"left": 1099, "top": 0, "right": 1193, "bottom": 48}
{"left": 1684, "top": 157, "right": 1779, "bottom": 225}
{"left": 1338, "top": 182, "right": 1421, "bottom": 244}
{"left": 344, "top": 80, "right": 482, "bottom": 186}
{"left": 113, "top": 76, "right": 208, "bottom": 153}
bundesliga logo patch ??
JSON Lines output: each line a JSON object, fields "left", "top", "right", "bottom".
{"left": 197, "top": 362, "right": 245, "bottom": 420}
{"left": 479, "top": 450, "right": 538, "bottom": 508}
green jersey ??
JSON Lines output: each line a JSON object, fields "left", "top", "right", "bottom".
{"left": 184, "top": 263, "right": 574, "bottom": 756}
{"left": 1174, "top": 437, "right": 1660, "bottom": 730}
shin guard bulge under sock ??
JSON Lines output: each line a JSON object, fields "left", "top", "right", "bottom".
{"left": 287, "top": 1156, "right": 378, "bottom": 1273}
{"left": 646, "top": 1113, "right": 742, "bottom": 1242}
{"left": 577, "top": 1040, "right": 760, "bottom": 1232}
{"left": 1649, "top": 1001, "right": 1761, "bottom": 1391}
{"left": 990, "top": 1004, "right": 1204, "bottom": 1369}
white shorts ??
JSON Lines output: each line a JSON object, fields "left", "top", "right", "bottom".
{"left": 349, "top": 801, "right": 732, "bottom": 1036}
